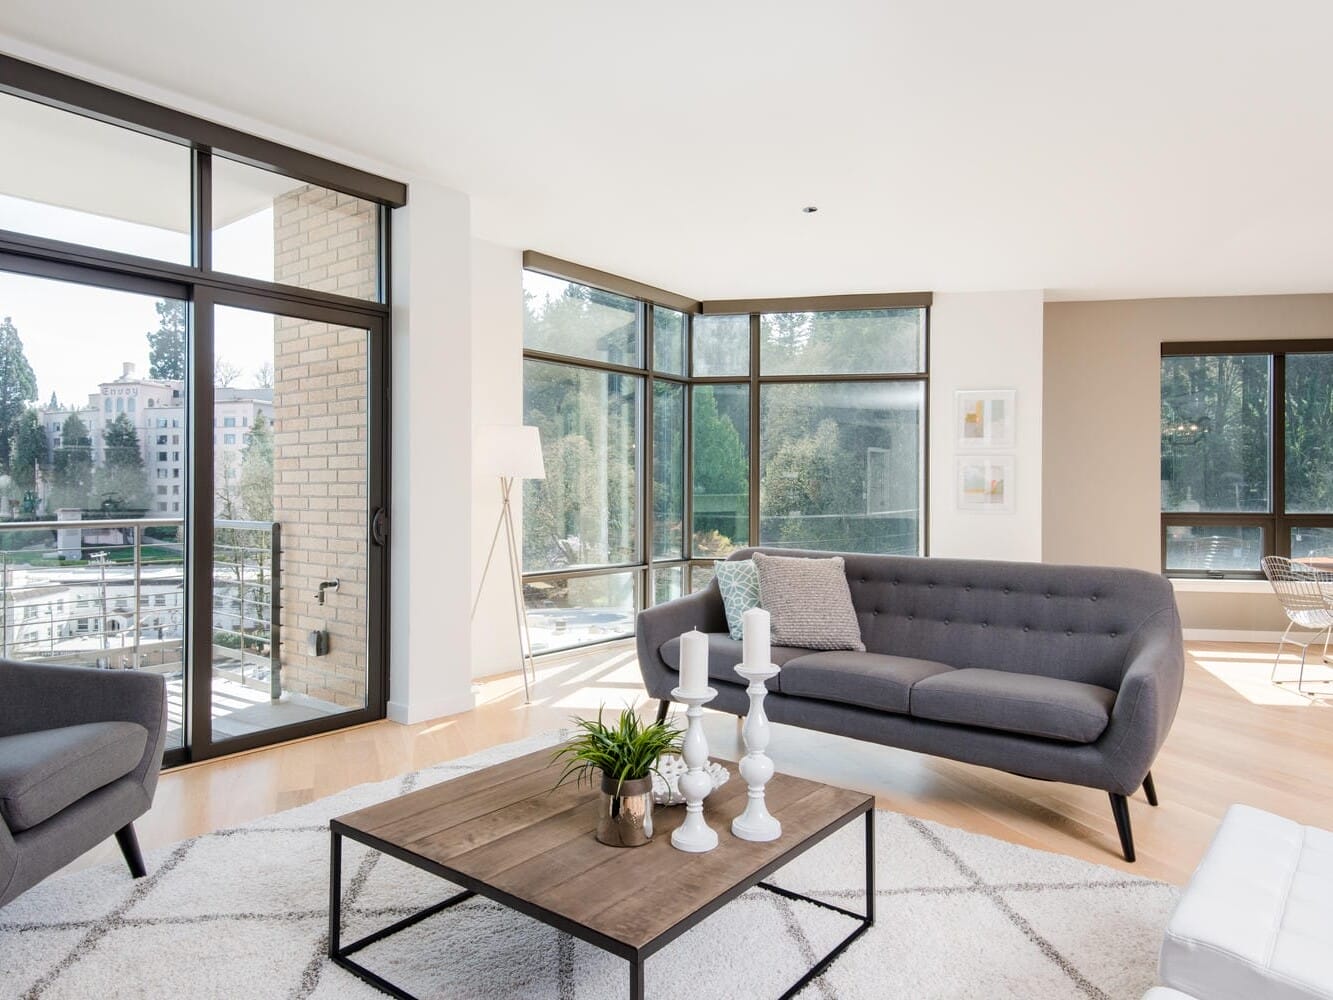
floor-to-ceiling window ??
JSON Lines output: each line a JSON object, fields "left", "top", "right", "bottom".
{"left": 520, "top": 256, "right": 929, "bottom": 653}
{"left": 521, "top": 272, "right": 645, "bottom": 653}
{"left": 0, "top": 55, "right": 401, "bottom": 764}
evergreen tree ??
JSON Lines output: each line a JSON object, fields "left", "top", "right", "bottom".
{"left": 690, "top": 386, "right": 748, "bottom": 553}
{"left": 691, "top": 387, "right": 747, "bottom": 497}
{"left": 10, "top": 408, "right": 45, "bottom": 493}
{"left": 147, "top": 299, "right": 187, "bottom": 380}
{"left": 51, "top": 412, "right": 93, "bottom": 511}
{"left": 0, "top": 317, "right": 38, "bottom": 472}
{"left": 96, "top": 413, "right": 148, "bottom": 512}
{"left": 239, "top": 412, "right": 274, "bottom": 521}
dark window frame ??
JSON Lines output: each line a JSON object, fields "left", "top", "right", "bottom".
{"left": 520, "top": 254, "right": 931, "bottom": 654}
{"left": 1161, "top": 339, "right": 1333, "bottom": 578}
{"left": 0, "top": 58, "right": 400, "bottom": 768}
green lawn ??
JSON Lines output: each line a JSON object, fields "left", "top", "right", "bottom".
{"left": 0, "top": 545, "right": 182, "bottom": 568}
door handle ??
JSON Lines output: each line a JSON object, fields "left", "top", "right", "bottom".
{"left": 371, "top": 508, "right": 390, "bottom": 546}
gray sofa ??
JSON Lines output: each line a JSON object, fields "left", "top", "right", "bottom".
{"left": 637, "top": 548, "right": 1185, "bottom": 861}
{"left": 0, "top": 659, "right": 168, "bottom": 907}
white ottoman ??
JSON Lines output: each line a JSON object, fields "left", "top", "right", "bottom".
{"left": 1160, "top": 803, "right": 1333, "bottom": 1000}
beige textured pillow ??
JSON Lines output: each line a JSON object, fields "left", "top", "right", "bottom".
{"left": 752, "top": 552, "right": 865, "bottom": 651}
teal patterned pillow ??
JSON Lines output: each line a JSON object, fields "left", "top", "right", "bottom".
{"left": 715, "top": 559, "right": 761, "bottom": 641}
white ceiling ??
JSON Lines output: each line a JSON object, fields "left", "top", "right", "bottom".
{"left": 0, "top": 1, "right": 1331, "bottom": 302}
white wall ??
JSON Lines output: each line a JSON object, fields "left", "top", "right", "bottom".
{"left": 387, "top": 179, "right": 477, "bottom": 724}
{"left": 469, "top": 239, "right": 527, "bottom": 678}
{"left": 928, "top": 291, "right": 1044, "bottom": 561}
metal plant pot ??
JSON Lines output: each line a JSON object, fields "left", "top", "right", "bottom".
{"left": 596, "top": 772, "right": 654, "bottom": 847}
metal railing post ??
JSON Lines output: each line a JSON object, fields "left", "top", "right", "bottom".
{"left": 237, "top": 537, "right": 246, "bottom": 685}
{"left": 132, "top": 525, "right": 142, "bottom": 669}
{"left": 270, "top": 522, "right": 281, "bottom": 701}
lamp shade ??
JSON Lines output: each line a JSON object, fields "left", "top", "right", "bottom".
{"left": 479, "top": 424, "right": 546, "bottom": 480}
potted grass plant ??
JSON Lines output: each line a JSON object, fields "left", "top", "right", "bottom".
{"left": 552, "top": 706, "right": 682, "bottom": 847}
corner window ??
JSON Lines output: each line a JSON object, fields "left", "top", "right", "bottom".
{"left": 522, "top": 262, "right": 929, "bottom": 654}
{"left": 523, "top": 271, "right": 640, "bottom": 368}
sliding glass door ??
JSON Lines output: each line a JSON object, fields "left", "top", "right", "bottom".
{"left": 191, "top": 290, "right": 387, "bottom": 757}
{"left": 0, "top": 262, "right": 388, "bottom": 763}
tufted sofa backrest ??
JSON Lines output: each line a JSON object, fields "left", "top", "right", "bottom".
{"left": 728, "top": 548, "right": 1178, "bottom": 690}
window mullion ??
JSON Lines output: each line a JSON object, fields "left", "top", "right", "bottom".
{"left": 1272, "top": 352, "right": 1286, "bottom": 558}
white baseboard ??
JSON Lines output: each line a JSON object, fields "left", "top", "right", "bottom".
{"left": 386, "top": 691, "right": 476, "bottom": 726}
{"left": 1183, "top": 628, "right": 1287, "bottom": 643}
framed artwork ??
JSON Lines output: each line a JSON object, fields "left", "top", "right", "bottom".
{"left": 957, "top": 455, "right": 1015, "bottom": 513}
{"left": 956, "top": 389, "right": 1016, "bottom": 450}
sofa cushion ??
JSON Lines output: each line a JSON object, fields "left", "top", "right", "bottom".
{"left": 715, "top": 559, "right": 761, "bottom": 641}
{"left": 753, "top": 551, "right": 865, "bottom": 651}
{"left": 1160, "top": 804, "right": 1333, "bottom": 1000}
{"left": 780, "top": 651, "right": 955, "bottom": 715}
{"left": 0, "top": 721, "right": 148, "bottom": 833}
{"left": 661, "top": 632, "right": 809, "bottom": 690}
{"left": 910, "top": 668, "right": 1116, "bottom": 743}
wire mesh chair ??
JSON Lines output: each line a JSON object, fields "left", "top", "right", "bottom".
{"left": 1261, "top": 555, "right": 1333, "bottom": 694}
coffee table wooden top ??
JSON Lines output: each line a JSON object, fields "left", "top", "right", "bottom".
{"left": 332, "top": 746, "right": 872, "bottom": 954}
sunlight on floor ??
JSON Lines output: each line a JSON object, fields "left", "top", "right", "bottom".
{"left": 1191, "top": 645, "right": 1333, "bottom": 706}
{"left": 474, "top": 642, "right": 648, "bottom": 717}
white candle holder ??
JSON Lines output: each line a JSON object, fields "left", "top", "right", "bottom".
{"left": 731, "top": 663, "right": 782, "bottom": 842}
{"left": 670, "top": 685, "right": 719, "bottom": 853}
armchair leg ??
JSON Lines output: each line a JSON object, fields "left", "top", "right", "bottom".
{"left": 1142, "top": 771, "right": 1158, "bottom": 807}
{"left": 655, "top": 699, "right": 670, "bottom": 724}
{"left": 115, "top": 822, "right": 147, "bottom": 879}
{"left": 1109, "top": 793, "right": 1136, "bottom": 863}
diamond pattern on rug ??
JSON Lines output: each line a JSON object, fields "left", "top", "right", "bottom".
{"left": 0, "top": 731, "right": 1177, "bottom": 1000}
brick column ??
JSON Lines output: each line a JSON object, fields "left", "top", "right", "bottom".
{"left": 270, "top": 184, "right": 378, "bottom": 708}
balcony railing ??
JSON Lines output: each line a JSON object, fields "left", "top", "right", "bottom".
{"left": 0, "top": 515, "right": 281, "bottom": 695}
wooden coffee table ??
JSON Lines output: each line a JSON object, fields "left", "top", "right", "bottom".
{"left": 329, "top": 746, "right": 874, "bottom": 999}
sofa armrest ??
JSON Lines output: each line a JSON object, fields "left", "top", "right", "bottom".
{"left": 0, "top": 815, "right": 15, "bottom": 906}
{"left": 0, "top": 659, "right": 168, "bottom": 801}
{"left": 1097, "top": 605, "right": 1185, "bottom": 794}
{"left": 634, "top": 587, "right": 728, "bottom": 700}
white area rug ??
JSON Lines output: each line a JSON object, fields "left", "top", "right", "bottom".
{"left": 0, "top": 733, "right": 1176, "bottom": 999}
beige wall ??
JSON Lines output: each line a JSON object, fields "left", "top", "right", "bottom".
{"left": 1043, "top": 294, "right": 1333, "bottom": 633}
{"left": 1173, "top": 587, "right": 1290, "bottom": 633}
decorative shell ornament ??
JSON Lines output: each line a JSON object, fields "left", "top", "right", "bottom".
{"left": 652, "top": 755, "right": 729, "bottom": 806}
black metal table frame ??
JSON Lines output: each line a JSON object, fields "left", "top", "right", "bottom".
{"left": 329, "top": 803, "right": 874, "bottom": 1000}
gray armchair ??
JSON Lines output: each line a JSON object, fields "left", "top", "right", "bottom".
{"left": 0, "top": 659, "right": 168, "bottom": 907}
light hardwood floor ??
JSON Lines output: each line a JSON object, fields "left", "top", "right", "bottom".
{"left": 70, "top": 639, "right": 1333, "bottom": 885}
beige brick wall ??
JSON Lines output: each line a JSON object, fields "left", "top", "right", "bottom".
{"left": 271, "top": 184, "right": 376, "bottom": 708}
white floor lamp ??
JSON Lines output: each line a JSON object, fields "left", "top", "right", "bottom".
{"left": 472, "top": 425, "right": 545, "bottom": 703}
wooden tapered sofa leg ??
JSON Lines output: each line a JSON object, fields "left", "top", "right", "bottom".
{"left": 1109, "top": 793, "right": 1135, "bottom": 862}
{"left": 115, "top": 822, "right": 147, "bottom": 879}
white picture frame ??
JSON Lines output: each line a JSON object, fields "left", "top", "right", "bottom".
{"left": 957, "top": 455, "right": 1016, "bottom": 513}
{"left": 956, "top": 389, "right": 1016, "bottom": 450}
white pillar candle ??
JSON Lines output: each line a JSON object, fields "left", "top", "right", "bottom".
{"left": 679, "top": 628, "right": 709, "bottom": 694}
{"left": 742, "top": 607, "right": 771, "bottom": 668}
